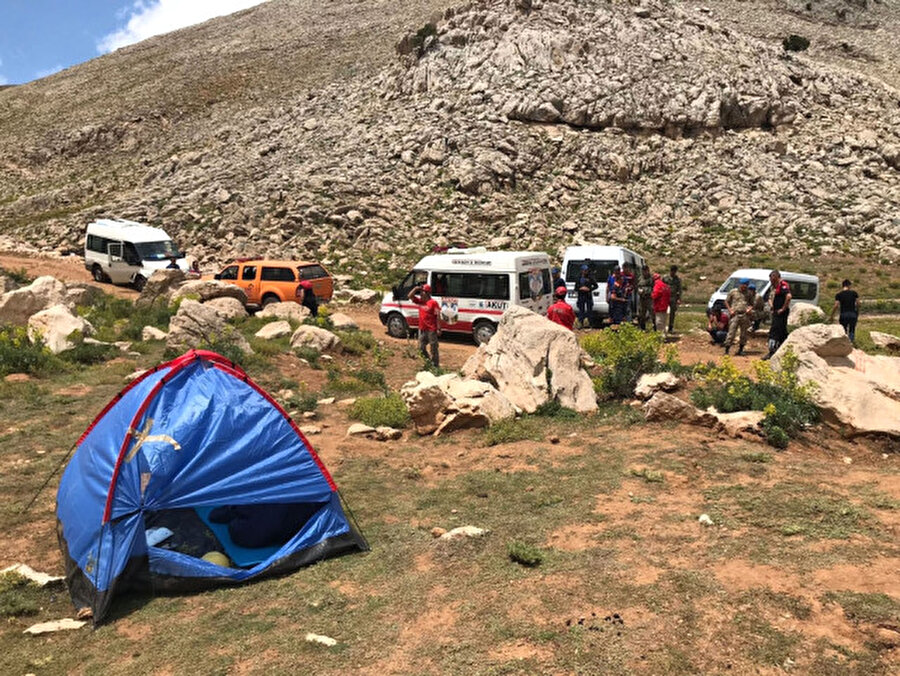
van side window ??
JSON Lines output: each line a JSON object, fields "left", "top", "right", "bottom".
{"left": 86, "top": 234, "right": 109, "bottom": 253}
{"left": 566, "top": 260, "right": 617, "bottom": 284}
{"left": 519, "top": 270, "right": 551, "bottom": 300}
{"left": 219, "top": 265, "right": 239, "bottom": 280}
{"left": 791, "top": 281, "right": 818, "bottom": 301}
{"left": 241, "top": 266, "right": 257, "bottom": 281}
{"left": 298, "top": 265, "right": 327, "bottom": 280}
{"left": 444, "top": 273, "right": 509, "bottom": 300}
{"left": 397, "top": 270, "right": 428, "bottom": 298}
{"left": 261, "top": 267, "right": 295, "bottom": 282}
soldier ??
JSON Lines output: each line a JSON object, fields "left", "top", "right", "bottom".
{"left": 663, "top": 265, "right": 682, "bottom": 333}
{"left": 637, "top": 265, "right": 655, "bottom": 330}
{"left": 748, "top": 283, "right": 768, "bottom": 332}
{"left": 723, "top": 278, "right": 752, "bottom": 356}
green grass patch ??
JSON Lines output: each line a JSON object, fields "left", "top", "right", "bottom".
{"left": 348, "top": 394, "right": 410, "bottom": 428}
{"left": 823, "top": 591, "right": 900, "bottom": 625}
{"left": 0, "top": 572, "right": 44, "bottom": 617}
{"left": 507, "top": 541, "right": 544, "bottom": 567}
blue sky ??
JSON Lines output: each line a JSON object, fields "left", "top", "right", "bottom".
{"left": 0, "top": 0, "right": 267, "bottom": 85}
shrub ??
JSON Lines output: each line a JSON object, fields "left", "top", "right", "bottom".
{"left": 691, "top": 350, "right": 819, "bottom": 448}
{"left": 507, "top": 541, "right": 543, "bottom": 567}
{"left": 335, "top": 329, "right": 377, "bottom": 356}
{"left": 60, "top": 333, "right": 118, "bottom": 365}
{"left": 294, "top": 346, "right": 321, "bottom": 368}
{"left": 349, "top": 394, "right": 410, "bottom": 428}
{"left": 0, "top": 572, "right": 41, "bottom": 617}
{"left": 533, "top": 399, "right": 578, "bottom": 420}
{"left": 581, "top": 324, "right": 665, "bottom": 397}
{"left": 285, "top": 391, "right": 318, "bottom": 413}
{"left": 0, "top": 266, "right": 32, "bottom": 285}
{"left": 482, "top": 417, "right": 542, "bottom": 446}
{"left": 354, "top": 368, "right": 387, "bottom": 391}
{"left": 0, "top": 326, "right": 55, "bottom": 376}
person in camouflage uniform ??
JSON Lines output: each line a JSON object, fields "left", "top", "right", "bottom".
{"left": 636, "top": 265, "right": 655, "bottom": 330}
{"left": 723, "top": 278, "right": 752, "bottom": 356}
{"left": 662, "top": 265, "right": 682, "bottom": 333}
{"left": 748, "top": 283, "right": 769, "bottom": 332}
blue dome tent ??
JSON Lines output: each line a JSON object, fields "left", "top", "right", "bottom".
{"left": 56, "top": 350, "right": 367, "bottom": 624}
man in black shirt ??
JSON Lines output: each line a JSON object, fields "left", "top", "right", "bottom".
{"left": 830, "top": 279, "right": 860, "bottom": 343}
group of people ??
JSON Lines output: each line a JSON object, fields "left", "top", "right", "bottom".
{"left": 708, "top": 270, "right": 796, "bottom": 359}
{"left": 546, "top": 263, "right": 682, "bottom": 334}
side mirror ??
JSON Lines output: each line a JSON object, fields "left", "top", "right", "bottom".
{"left": 214, "top": 273, "right": 221, "bottom": 280}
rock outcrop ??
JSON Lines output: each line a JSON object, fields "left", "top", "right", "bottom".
{"left": 462, "top": 306, "right": 597, "bottom": 413}
{"left": 135, "top": 270, "right": 186, "bottom": 308}
{"left": 771, "top": 324, "right": 900, "bottom": 437}
{"left": 166, "top": 299, "right": 252, "bottom": 355}
{"left": 170, "top": 280, "right": 248, "bottom": 306}
{"left": 870, "top": 331, "right": 900, "bottom": 351}
{"left": 290, "top": 325, "right": 342, "bottom": 353}
{"left": 634, "top": 372, "right": 682, "bottom": 400}
{"left": 0, "top": 276, "right": 69, "bottom": 325}
{"left": 401, "top": 370, "right": 516, "bottom": 435}
{"left": 27, "top": 304, "right": 94, "bottom": 354}
{"left": 787, "top": 302, "right": 826, "bottom": 327}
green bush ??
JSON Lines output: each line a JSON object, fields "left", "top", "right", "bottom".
{"left": 60, "top": 333, "right": 118, "bottom": 365}
{"left": 0, "top": 572, "right": 41, "bottom": 617}
{"left": 349, "top": 394, "right": 410, "bottom": 428}
{"left": 581, "top": 324, "right": 665, "bottom": 397}
{"left": 0, "top": 266, "right": 32, "bottom": 285}
{"left": 354, "top": 368, "right": 387, "bottom": 391}
{"left": 0, "top": 326, "right": 55, "bottom": 376}
{"left": 78, "top": 295, "right": 175, "bottom": 342}
{"left": 294, "top": 346, "right": 321, "bottom": 369}
{"left": 691, "top": 350, "right": 819, "bottom": 448}
{"left": 335, "top": 329, "right": 377, "bottom": 356}
{"left": 507, "top": 541, "right": 544, "bottom": 567}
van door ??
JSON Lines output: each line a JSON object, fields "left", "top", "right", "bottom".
{"left": 106, "top": 242, "right": 134, "bottom": 284}
{"left": 391, "top": 270, "right": 429, "bottom": 327}
{"left": 239, "top": 265, "right": 260, "bottom": 305}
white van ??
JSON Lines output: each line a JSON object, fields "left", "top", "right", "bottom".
{"left": 707, "top": 268, "right": 819, "bottom": 312}
{"left": 378, "top": 248, "right": 553, "bottom": 344}
{"left": 561, "top": 245, "right": 647, "bottom": 322}
{"left": 84, "top": 219, "right": 187, "bottom": 291}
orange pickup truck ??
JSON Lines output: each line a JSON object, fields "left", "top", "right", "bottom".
{"left": 213, "top": 259, "right": 334, "bottom": 308}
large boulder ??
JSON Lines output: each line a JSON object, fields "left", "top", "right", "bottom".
{"left": 64, "top": 283, "right": 104, "bottom": 309}
{"left": 771, "top": 324, "right": 900, "bottom": 437}
{"left": 400, "top": 371, "right": 516, "bottom": 435}
{"left": 170, "top": 280, "right": 248, "bottom": 305}
{"left": 461, "top": 306, "right": 597, "bottom": 413}
{"left": 290, "top": 325, "right": 342, "bottom": 353}
{"left": 204, "top": 296, "right": 248, "bottom": 321}
{"left": 27, "top": 305, "right": 94, "bottom": 354}
{"left": 257, "top": 303, "right": 310, "bottom": 323}
{"left": 135, "top": 269, "right": 186, "bottom": 308}
{"left": 787, "top": 302, "right": 825, "bottom": 328}
{"left": 166, "top": 300, "right": 252, "bottom": 355}
{"left": 330, "top": 312, "right": 358, "bottom": 330}
{"left": 870, "top": 331, "right": 900, "bottom": 351}
{"left": 0, "top": 276, "right": 68, "bottom": 325}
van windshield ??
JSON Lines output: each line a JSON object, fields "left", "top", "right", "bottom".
{"left": 134, "top": 240, "right": 181, "bottom": 262}
{"left": 718, "top": 277, "right": 768, "bottom": 294}
{"left": 565, "top": 260, "right": 618, "bottom": 284}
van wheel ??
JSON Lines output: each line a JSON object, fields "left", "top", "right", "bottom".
{"left": 132, "top": 274, "right": 147, "bottom": 292}
{"left": 91, "top": 265, "right": 108, "bottom": 283}
{"left": 473, "top": 320, "right": 497, "bottom": 345}
{"left": 261, "top": 294, "right": 280, "bottom": 308}
{"left": 386, "top": 312, "right": 409, "bottom": 339}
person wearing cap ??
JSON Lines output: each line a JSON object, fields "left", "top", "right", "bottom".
{"left": 636, "top": 265, "right": 655, "bottom": 330}
{"left": 547, "top": 287, "right": 576, "bottom": 330}
{"left": 575, "top": 265, "right": 597, "bottom": 329}
{"left": 651, "top": 272, "right": 670, "bottom": 333}
{"left": 764, "top": 270, "right": 792, "bottom": 359}
{"left": 608, "top": 274, "right": 628, "bottom": 326}
{"left": 724, "top": 278, "right": 752, "bottom": 355}
{"left": 297, "top": 279, "right": 319, "bottom": 317}
{"left": 551, "top": 267, "right": 567, "bottom": 293}
{"left": 166, "top": 255, "right": 180, "bottom": 270}
{"left": 408, "top": 283, "right": 442, "bottom": 367}
{"left": 662, "top": 265, "right": 682, "bottom": 333}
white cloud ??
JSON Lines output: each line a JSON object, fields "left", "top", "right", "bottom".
{"left": 97, "top": 0, "right": 268, "bottom": 53}
{"left": 34, "top": 64, "right": 64, "bottom": 80}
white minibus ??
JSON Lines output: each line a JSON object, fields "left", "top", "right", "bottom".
{"left": 707, "top": 269, "right": 819, "bottom": 312}
{"left": 84, "top": 219, "right": 187, "bottom": 291}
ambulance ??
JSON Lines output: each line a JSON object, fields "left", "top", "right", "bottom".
{"left": 378, "top": 249, "right": 553, "bottom": 344}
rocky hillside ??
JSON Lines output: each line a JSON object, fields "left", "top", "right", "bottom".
{"left": 0, "top": 0, "right": 898, "bottom": 279}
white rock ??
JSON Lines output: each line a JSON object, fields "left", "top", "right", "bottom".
{"left": 698, "top": 514, "right": 714, "bottom": 526}
{"left": 27, "top": 305, "right": 94, "bottom": 354}
{"left": 440, "top": 526, "right": 488, "bottom": 540}
{"left": 787, "top": 302, "right": 825, "bottom": 328}
{"left": 870, "top": 331, "right": 900, "bottom": 351}
{"left": 0, "top": 276, "right": 68, "bottom": 325}
{"left": 204, "top": 296, "right": 248, "bottom": 320}
{"left": 1, "top": 564, "right": 64, "bottom": 587}
{"left": 257, "top": 303, "right": 310, "bottom": 323}
{"left": 347, "top": 423, "right": 376, "bottom": 436}
{"left": 166, "top": 299, "right": 253, "bottom": 355}
{"left": 329, "top": 312, "right": 358, "bottom": 330}
{"left": 635, "top": 372, "right": 682, "bottom": 399}
{"left": 299, "top": 425, "right": 322, "bottom": 435}
{"left": 255, "top": 320, "right": 292, "bottom": 340}
{"left": 304, "top": 632, "right": 336, "bottom": 647}
{"left": 400, "top": 371, "right": 516, "bottom": 435}
{"left": 24, "top": 619, "right": 86, "bottom": 635}
{"left": 141, "top": 326, "right": 168, "bottom": 341}
{"left": 291, "top": 325, "right": 342, "bottom": 353}
{"left": 171, "top": 280, "right": 248, "bottom": 305}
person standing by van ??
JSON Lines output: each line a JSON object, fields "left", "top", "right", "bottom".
{"left": 408, "top": 284, "right": 442, "bottom": 367}
{"left": 608, "top": 276, "right": 628, "bottom": 326}
{"left": 663, "top": 265, "right": 682, "bottom": 333}
{"left": 764, "top": 270, "right": 792, "bottom": 360}
{"left": 651, "top": 273, "right": 670, "bottom": 333}
{"left": 551, "top": 267, "right": 567, "bottom": 293}
{"left": 576, "top": 265, "right": 597, "bottom": 329}
{"left": 830, "top": 279, "right": 860, "bottom": 343}
{"left": 547, "top": 288, "right": 576, "bottom": 330}
{"left": 637, "top": 265, "right": 655, "bottom": 330}
{"left": 723, "top": 279, "right": 751, "bottom": 356}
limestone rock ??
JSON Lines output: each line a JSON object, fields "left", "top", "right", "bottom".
{"left": 204, "top": 296, "right": 248, "bottom": 321}
{"left": 400, "top": 370, "right": 516, "bottom": 435}
{"left": 643, "top": 391, "right": 716, "bottom": 426}
{"left": 440, "top": 526, "right": 488, "bottom": 540}
{"left": 709, "top": 410, "right": 765, "bottom": 439}
{"left": 347, "top": 423, "right": 376, "bottom": 436}
{"left": 64, "top": 283, "right": 103, "bottom": 308}
{"left": 171, "top": 280, "right": 248, "bottom": 305}
{"left": 334, "top": 288, "right": 380, "bottom": 304}
{"left": 375, "top": 426, "right": 403, "bottom": 441}
{"left": 0, "top": 276, "right": 68, "bottom": 325}
{"left": 27, "top": 305, "right": 94, "bottom": 354}
{"left": 257, "top": 303, "right": 310, "bottom": 323}
{"left": 166, "top": 299, "right": 253, "bottom": 355}
{"left": 462, "top": 306, "right": 597, "bottom": 413}
{"left": 635, "top": 372, "right": 682, "bottom": 399}
{"left": 787, "top": 302, "right": 825, "bottom": 328}
{"left": 141, "top": 326, "right": 167, "bottom": 341}
{"left": 290, "top": 325, "right": 343, "bottom": 353}
{"left": 330, "top": 312, "right": 358, "bottom": 330}
{"left": 135, "top": 269, "right": 185, "bottom": 308}
{"left": 255, "top": 320, "right": 291, "bottom": 340}
{"left": 771, "top": 325, "right": 900, "bottom": 437}
{"left": 870, "top": 331, "right": 900, "bottom": 351}
{"left": 0, "top": 274, "right": 19, "bottom": 295}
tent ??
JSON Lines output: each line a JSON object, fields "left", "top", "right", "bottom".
{"left": 56, "top": 350, "right": 367, "bottom": 624}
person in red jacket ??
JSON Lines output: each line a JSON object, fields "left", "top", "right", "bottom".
{"left": 547, "top": 288, "right": 575, "bottom": 330}
{"left": 651, "top": 273, "right": 671, "bottom": 334}
{"left": 408, "top": 283, "right": 442, "bottom": 367}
